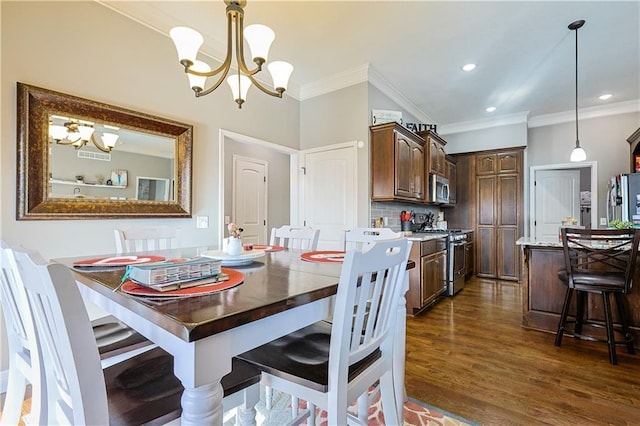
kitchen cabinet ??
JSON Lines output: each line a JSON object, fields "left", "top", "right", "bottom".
{"left": 445, "top": 155, "right": 457, "bottom": 205}
{"left": 476, "top": 150, "right": 522, "bottom": 281}
{"left": 447, "top": 148, "right": 523, "bottom": 282}
{"left": 628, "top": 127, "right": 640, "bottom": 172}
{"left": 407, "top": 238, "right": 447, "bottom": 315}
{"left": 476, "top": 151, "right": 521, "bottom": 175}
{"left": 418, "top": 130, "right": 447, "bottom": 177}
{"left": 370, "top": 122, "right": 425, "bottom": 203}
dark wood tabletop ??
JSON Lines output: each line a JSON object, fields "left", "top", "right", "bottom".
{"left": 57, "top": 247, "right": 345, "bottom": 342}
{"left": 57, "top": 247, "right": 415, "bottom": 343}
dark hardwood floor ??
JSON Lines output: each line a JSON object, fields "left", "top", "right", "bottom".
{"left": 405, "top": 276, "right": 640, "bottom": 425}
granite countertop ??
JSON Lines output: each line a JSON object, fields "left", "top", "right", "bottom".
{"left": 516, "top": 237, "right": 563, "bottom": 248}
{"left": 405, "top": 229, "right": 474, "bottom": 242}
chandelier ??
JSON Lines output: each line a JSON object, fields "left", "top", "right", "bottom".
{"left": 569, "top": 19, "right": 586, "bottom": 162}
{"left": 169, "top": 0, "right": 293, "bottom": 108}
{"left": 49, "top": 118, "right": 119, "bottom": 153}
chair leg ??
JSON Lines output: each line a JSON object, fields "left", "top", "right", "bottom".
{"left": 575, "top": 291, "right": 586, "bottom": 336}
{"left": 379, "top": 372, "right": 401, "bottom": 426}
{"left": 357, "top": 391, "right": 369, "bottom": 423}
{"left": 291, "top": 395, "right": 299, "bottom": 418}
{"left": 555, "top": 288, "right": 574, "bottom": 346}
{"left": 614, "top": 293, "right": 636, "bottom": 355}
{"left": 602, "top": 292, "right": 618, "bottom": 365}
{"left": 264, "top": 385, "right": 272, "bottom": 411}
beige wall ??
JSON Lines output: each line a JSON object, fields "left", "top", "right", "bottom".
{"left": 1, "top": 1, "right": 300, "bottom": 259}
{"left": 1, "top": 1, "right": 301, "bottom": 377}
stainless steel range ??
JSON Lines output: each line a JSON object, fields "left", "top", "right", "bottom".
{"left": 413, "top": 228, "right": 468, "bottom": 296}
{"left": 446, "top": 230, "right": 468, "bottom": 296}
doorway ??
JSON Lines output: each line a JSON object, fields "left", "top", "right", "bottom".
{"left": 219, "top": 130, "right": 297, "bottom": 246}
{"left": 299, "top": 143, "right": 359, "bottom": 250}
{"left": 529, "top": 161, "right": 598, "bottom": 239}
{"left": 232, "top": 156, "right": 267, "bottom": 244}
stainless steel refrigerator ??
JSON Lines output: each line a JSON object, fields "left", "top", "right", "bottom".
{"left": 620, "top": 173, "right": 640, "bottom": 224}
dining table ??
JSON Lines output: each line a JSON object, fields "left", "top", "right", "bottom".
{"left": 55, "top": 246, "right": 413, "bottom": 425}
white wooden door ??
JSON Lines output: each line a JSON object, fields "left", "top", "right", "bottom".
{"left": 534, "top": 169, "right": 580, "bottom": 240}
{"left": 301, "top": 145, "right": 358, "bottom": 250}
{"left": 233, "top": 156, "right": 267, "bottom": 244}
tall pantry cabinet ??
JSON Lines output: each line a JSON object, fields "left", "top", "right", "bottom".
{"left": 447, "top": 148, "right": 524, "bottom": 282}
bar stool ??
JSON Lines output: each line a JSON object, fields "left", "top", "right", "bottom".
{"left": 555, "top": 227, "right": 639, "bottom": 365}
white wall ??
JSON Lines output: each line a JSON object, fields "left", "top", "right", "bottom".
{"left": 442, "top": 122, "right": 528, "bottom": 153}
{"left": 528, "top": 112, "right": 640, "bottom": 224}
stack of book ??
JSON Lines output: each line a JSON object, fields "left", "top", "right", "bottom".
{"left": 125, "top": 257, "right": 228, "bottom": 292}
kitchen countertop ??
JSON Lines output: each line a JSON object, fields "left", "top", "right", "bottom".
{"left": 516, "top": 237, "right": 562, "bottom": 248}
{"left": 405, "top": 229, "right": 474, "bottom": 242}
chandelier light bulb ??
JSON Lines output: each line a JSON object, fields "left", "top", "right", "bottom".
{"left": 49, "top": 125, "right": 68, "bottom": 140}
{"left": 227, "top": 74, "right": 252, "bottom": 107}
{"left": 268, "top": 61, "right": 294, "bottom": 91}
{"left": 187, "top": 60, "right": 212, "bottom": 92}
{"left": 170, "top": 26, "right": 204, "bottom": 65}
{"left": 244, "top": 24, "right": 275, "bottom": 63}
{"left": 101, "top": 133, "right": 119, "bottom": 149}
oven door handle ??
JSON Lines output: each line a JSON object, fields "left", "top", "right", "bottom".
{"left": 450, "top": 241, "right": 467, "bottom": 247}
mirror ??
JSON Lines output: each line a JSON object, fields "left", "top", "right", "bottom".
{"left": 16, "top": 82, "right": 193, "bottom": 220}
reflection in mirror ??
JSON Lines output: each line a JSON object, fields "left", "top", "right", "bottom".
{"left": 17, "top": 82, "right": 193, "bottom": 220}
{"left": 48, "top": 114, "right": 175, "bottom": 201}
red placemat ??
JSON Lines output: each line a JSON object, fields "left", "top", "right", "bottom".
{"left": 120, "top": 268, "right": 244, "bottom": 297}
{"left": 74, "top": 255, "right": 166, "bottom": 267}
{"left": 300, "top": 251, "right": 346, "bottom": 263}
{"left": 252, "top": 245, "right": 285, "bottom": 252}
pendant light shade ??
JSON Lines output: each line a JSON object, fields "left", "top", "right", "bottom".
{"left": 570, "top": 146, "right": 586, "bottom": 162}
{"left": 569, "top": 19, "right": 586, "bottom": 162}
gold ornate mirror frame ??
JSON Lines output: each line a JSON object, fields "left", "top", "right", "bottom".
{"left": 16, "top": 82, "right": 193, "bottom": 220}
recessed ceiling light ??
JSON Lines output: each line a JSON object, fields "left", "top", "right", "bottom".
{"left": 462, "top": 64, "right": 476, "bottom": 72}
{"left": 486, "top": 106, "right": 496, "bottom": 113}
{"left": 599, "top": 94, "right": 612, "bottom": 100}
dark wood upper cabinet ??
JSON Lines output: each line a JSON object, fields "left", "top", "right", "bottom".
{"left": 418, "top": 130, "right": 447, "bottom": 177}
{"left": 370, "top": 122, "right": 425, "bottom": 203}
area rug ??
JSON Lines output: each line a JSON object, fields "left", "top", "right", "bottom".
{"left": 224, "top": 388, "right": 477, "bottom": 426}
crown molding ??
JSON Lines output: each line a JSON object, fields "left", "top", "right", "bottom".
{"left": 528, "top": 99, "right": 640, "bottom": 128}
{"left": 367, "top": 66, "right": 435, "bottom": 125}
{"left": 438, "top": 112, "right": 530, "bottom": 135}
{"left": 298, "top": 65, "right": 369, "bottom": 101}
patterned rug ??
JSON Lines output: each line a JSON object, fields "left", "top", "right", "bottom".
{"left": 225, "top": 388, "right": 477, "bottom": 426}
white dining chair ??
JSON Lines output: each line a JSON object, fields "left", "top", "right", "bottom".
{"left": 238, "top": 238, "right": 412, "bottom": 425}
{"left": 0, "top": 243, "right": 45, "bottom": 425}
{"left": 9, "top": 245, "right": 262, "bottom": 425}
{"left": 270, "top": 225, "right": 319, "bottom": 250}
{"left": 0, "top": 241, "right": 155, "bottom": 424}
{"left": 265, "top": 225, "right": 320, "bottom": 411}
{"left": 113, "top": 225, "right": 180, "bottom": 254}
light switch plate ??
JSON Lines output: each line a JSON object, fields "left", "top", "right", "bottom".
{"left": 600, "top": 217, "right": 607, "bottom": 226}
{"left": 196, "top": 215, "right": 209, "bottom": 229}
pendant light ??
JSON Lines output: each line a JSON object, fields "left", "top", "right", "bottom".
{"left": 569, "top": 19, "right": 586, "bottom": 162}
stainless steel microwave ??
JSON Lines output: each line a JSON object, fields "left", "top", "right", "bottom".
{"left": 430, "top": 174, "right": 450, "bottom": 204}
